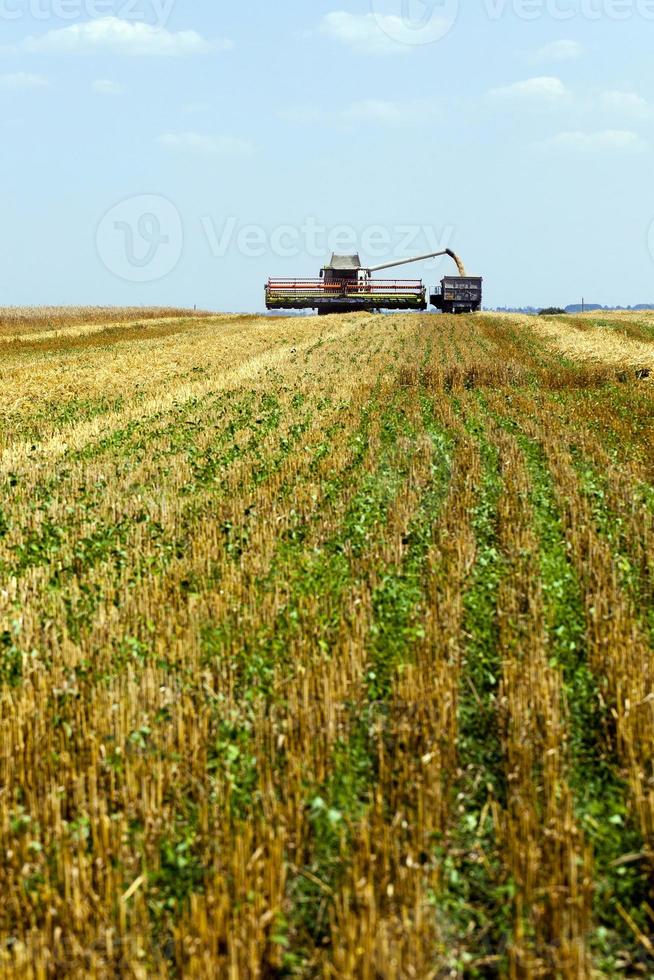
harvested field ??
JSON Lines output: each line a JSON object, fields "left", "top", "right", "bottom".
{"left": 527, "top": 311, "right": 654, "bottom": 377}
{"left": 0, "top": 309, "right": 653, "bottom": 978}
{"left": 0, "top": 307, "right": 213, "bottom": 339}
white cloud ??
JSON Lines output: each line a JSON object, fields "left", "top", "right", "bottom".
{"left": 488, "top": 76, "right": 568, "bottom": 102}
{"left": 539, "top": 129, "right": 645, "bottom": 152}
{"left": 19, "top": 17, "right": 230, "bottom": 57}
{"left": 600, "top": 90, "right": 650, "bottom": 118}
{"left": 0, "top": 72, "right": 50, "bottom": 90}
{"left": 530, "top": 39, "right": 585, "bottom": 63}
{"left": 282, "top": 98, "right": 439, "bottom": 127}
{"left": 320, "top": 12, "right": 411, "bottom": 55}
{"left": 159, "top": 132, "right": 254, "bottom": 156}
{"left": 92, "top": 79, "right": 126, "bottom": 96}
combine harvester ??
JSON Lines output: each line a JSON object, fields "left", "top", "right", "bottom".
{"left": 265, "top": 249, "right": 482, "bottom": 315}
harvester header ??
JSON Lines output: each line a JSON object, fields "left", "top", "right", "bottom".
{"left": 265, "top": 248, "right": 481, "bottom": 315}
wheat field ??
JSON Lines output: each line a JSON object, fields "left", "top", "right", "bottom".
{"left": 0, "top": 309, "right": 652, "bottom": 978}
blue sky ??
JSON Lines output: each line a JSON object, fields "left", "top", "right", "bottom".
{"left": 1, "top": 0, "right": 653, "bottom": 310}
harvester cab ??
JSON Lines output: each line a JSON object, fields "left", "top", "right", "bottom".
{"left": 265, "top": 248, "right": 482, "bottom": 315}
{"left": 320, "top": 254, "right": 362, "bottom": 285}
